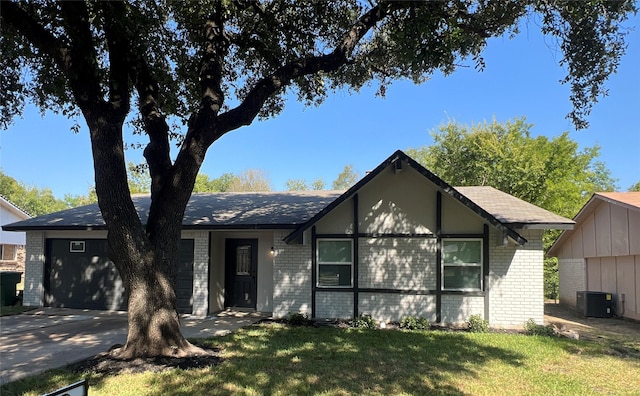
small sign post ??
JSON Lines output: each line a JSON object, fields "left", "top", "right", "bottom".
{"left": 43, "top": 379, "right": 88, "bottom": 396}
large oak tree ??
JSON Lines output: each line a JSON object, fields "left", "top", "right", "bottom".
{"left": 0, "top": 0, "right": 635, "bottom": 358}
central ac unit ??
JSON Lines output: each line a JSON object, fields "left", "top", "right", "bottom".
{"left": 576, "top": 291, "right": 613, "bottom": 318}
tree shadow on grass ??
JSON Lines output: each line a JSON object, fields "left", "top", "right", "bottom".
{"left": 145, "top": 324, "right": 526, "bottom": 395}
{"left": 0, "top": 324, "right": 527, "bottom": 396}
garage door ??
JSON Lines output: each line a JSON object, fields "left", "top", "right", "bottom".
{"left": 44, "top": 239, "right": 194, "bottom": 313}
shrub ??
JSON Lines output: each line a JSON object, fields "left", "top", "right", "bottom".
{"left": 400, "top": 316, "right": 430, "bottom": 330}
{"left": 349, "top": 314, "right": 377, "bottom": 329}
{"left": 523, "top": 319, "right": 556, "bottom": 337}
{"left": 286, "top": 312, "right": 312, "bottom": 326}
{"left": 467, "top": 314, "right": 489, "bottom": 333}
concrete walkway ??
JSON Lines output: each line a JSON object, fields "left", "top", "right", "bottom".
{"left": 0, "top": 308, "right": 267, "bottom": 385}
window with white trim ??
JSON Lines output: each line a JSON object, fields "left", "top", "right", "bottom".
{"left": 442, "top": 239, "right": 482, "bottom": 291}
{"left": 0, "top": 244, "right": 17, "bottom": 261}
{"left": 317, "top": 239, "right": 353, "bottom": 287}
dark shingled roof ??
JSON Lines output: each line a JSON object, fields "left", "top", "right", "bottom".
{"left": 2, "top": 191, "right": 344, "bottom": 231}
{"left": 456, "top": 186, "right": 574, "bottom": 229}
{"left": 2, "top": 151, "right": 574, "bottom": 237}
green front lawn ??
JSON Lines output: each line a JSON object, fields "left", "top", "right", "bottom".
{"left": 3, "top": 323, "right": 639, "bottom": 395}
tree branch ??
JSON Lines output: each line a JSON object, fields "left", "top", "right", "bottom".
{"left": 58, "top": 1, "right": 103, "bottom": 105}
{"left": 213, "top": 3, "right": 393, "bottom": 140}
{"left": 97, "top": 2, "right": 131, "bottom": 119}
{"left": 95, "top": 3, "right": 172, "bottom": 195}
{"left": 0, "top": 1, "right": 101, "bottom": 109}
{"left": 196, "top": 2, "right": 230, "bottom": 119}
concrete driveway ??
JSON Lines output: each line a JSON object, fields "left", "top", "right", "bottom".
{"left": 0, "top": 308, "right": 266, "bottom": 384}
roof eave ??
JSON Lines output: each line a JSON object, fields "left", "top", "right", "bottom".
{"left": 506, "top": 222, "right": 575, "bottom": 230}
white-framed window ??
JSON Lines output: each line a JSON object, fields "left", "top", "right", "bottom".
{"left": 442, "top": 239, "right": 483, "bottom": 291}
{"left": 0, "top": 244, "right": 17, "bottom": 261}
{"left": 317, "top": 239, "right": 353, "bottom": 287}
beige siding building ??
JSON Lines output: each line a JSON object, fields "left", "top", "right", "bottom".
{"left": 549, "top": 192, "right": 640, "bottom": 321}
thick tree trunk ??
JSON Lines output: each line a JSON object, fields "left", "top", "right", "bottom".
{"left": 116, "top": 250, "right": 203, "bottom": 358}
{"left": 84, "top": 109, "right": 207, "bottom": 359}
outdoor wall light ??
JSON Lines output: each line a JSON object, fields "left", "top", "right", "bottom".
{"left": 270, "top": 246, "right": 275, "bottom": 255}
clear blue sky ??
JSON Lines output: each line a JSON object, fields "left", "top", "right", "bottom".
{"left": 1, "top": 14, "right": 639, "bottom": 199}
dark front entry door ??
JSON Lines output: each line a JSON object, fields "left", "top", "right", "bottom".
{"left": 225, "top": 239, "right": 258, "bottom": 308}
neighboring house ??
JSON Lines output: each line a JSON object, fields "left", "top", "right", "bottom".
{"left": 3, "top": 151, "right": 573, "bottom": 327}
{"left": 548, "top": 192, "right": 640, "bottom": 321}
{"left": 0, "top": 196, "right": 30, "bottom": 274}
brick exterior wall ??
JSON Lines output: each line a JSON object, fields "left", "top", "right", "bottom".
{"left": 441, "top": 295, "right": 484, "bottom": 324}
{"left": 359, "top": 293, "right": 436, "bottom": 323}
{"left": 316, "top": 291, "right": 353, "bottom": 319}
{"left": 358, "top": 238, "right": 437, "bottom": 290}
{"left": 0, "top": 244, "right": 26, "bottom": 272}
{"left": 488, "top": 228, "right": 544, "bottom": 327}
{"left": 558, "top": 258, "right": 585, "bottom": 309}
{"left": 23, "top": 232, "right": 45, "bottom": 307}
{"left": 272, "top": 230, "right": 312, "bottom": 318}
{"left": 191, "top": 232, "right": 210, "bottom": 317}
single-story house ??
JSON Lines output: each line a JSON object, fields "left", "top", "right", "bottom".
{"left": 3, "top": 150, "right": 574, "bottom": 327}
{"left": 1, "top": 195, "right": 30, "bottom": 273}
{"left": 548, "top": 192, "right": 640, "bottom": 321}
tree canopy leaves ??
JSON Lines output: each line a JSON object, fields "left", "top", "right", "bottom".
{"left": 407, "top": 117, "right": 617, "bottom": 219}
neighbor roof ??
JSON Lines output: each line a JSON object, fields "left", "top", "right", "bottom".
{"left": 0, "top": 195, "right": 31, "bottom": 219}
{"left": 593, "top": 192, "right": 640, "bottom": 211}
{"left": 2, "top": 191, "right": 343, "bottom": 231}
{"left": 547, "top": 191, "right": 640, "bottom": 257}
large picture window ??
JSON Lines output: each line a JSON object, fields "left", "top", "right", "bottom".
{"left": 442, "top": 239, "right": 482, "bottom": 291}
{"left": 317, "top": 239, "right": 353, "bottom": 287}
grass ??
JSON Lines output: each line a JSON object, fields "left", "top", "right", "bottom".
{"left": 0, "top": 303, "right": 34, "bottom": 316}
{"left": 2, "top": 323, "right": 640, "bottom": 395}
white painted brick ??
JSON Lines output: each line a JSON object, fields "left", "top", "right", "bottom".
{"left": 558, "top": 258, "right": 585, "bottom": 308}
{"left": 23, "top": 231, "right": 45, "bottom": 307}
{"left": 316, "top": 291, "right": 353, "bottom": 319}
{"left": 359, "top": 293, "right": 436, "bottom": 323}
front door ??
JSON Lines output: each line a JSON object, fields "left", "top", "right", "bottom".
{"left": 225, "top": 239, "right": 258, "bottom": 309}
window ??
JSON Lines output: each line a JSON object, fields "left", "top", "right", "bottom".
{"left": 317, "top": 239, "right": 353, "bottom": 287}
{"left": 0, "top": 244, "right": 17, "bottom": 261}
{"left": 442, "top": 239, "right": 482, "bottom": 291}
{"left": 235, "top": 245, "right": 251, "bottom": 275}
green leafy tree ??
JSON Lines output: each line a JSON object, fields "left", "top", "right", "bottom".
{"left": 407, "top": 118, "right": 617, "bottom": 219}
{"left": 286, "top": 179, "right": 308, "bottom": 191}
{"left": 127, "top": 162, "right": 152, "bottom": 194}
{"left": 286, "top": 177, "right": 326, "bottom": 191}
{"left": 193, "top": 172, "right": 236, "bottom": 193}
{"left": 228, "top": 169, "right": 272, "bottom": 192}
{"left": 63, "top": 187, "right": 98, "bottom": 207}
{"left": 332, "top": 165, "right": 360, "bottom": 190}
{"left": 1, "top": 1, "right": 634, "bottom": 358}
{"left": 0, "top": 171, "right": 68, "bottom": 216}
{"left": 407, "top": 117, "right": 618, "bottom": 298}
{"left": 311, "top": 178, "right": 326, "bottom": 191}
{"left": 628, "top": 181, "right": 640, "bottom": 192}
